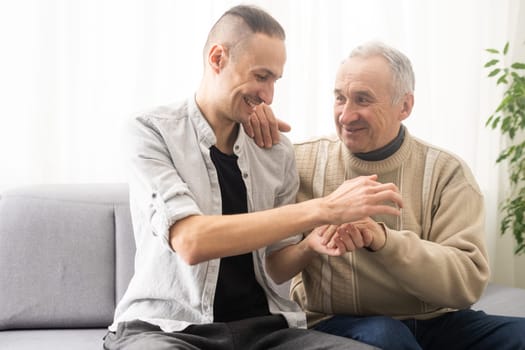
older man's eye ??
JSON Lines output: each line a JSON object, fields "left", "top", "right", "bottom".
{"left": 356, "top": 96, "right": 370, "bottom": 105}
{"left": 255, "top": 74, "right": 268, "bottom": 82}
{"left": 335, "top": 95, "right": 346, "bottom": 104}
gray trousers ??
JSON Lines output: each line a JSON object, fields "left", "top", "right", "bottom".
{"left": 103, "top": 315, "right": 378, "bottom": 350}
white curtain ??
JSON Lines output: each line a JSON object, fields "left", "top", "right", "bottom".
{"left": 0, "top": 0, "right": 523, "bottom": 287}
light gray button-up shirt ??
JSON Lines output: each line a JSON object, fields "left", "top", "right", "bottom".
{"left": 109, "top": 97, "right": 306, "bottom": 332}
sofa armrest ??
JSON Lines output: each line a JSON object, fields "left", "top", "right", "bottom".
{"left": 471, "top": 283, "right": 525, "bottom": 317}
{"left": 0, "top": 184, "right": 131, "bottom": 330}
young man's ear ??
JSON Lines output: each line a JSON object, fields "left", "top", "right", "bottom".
{"left": 208, "top": 44, "right": 228, "bottom": 73}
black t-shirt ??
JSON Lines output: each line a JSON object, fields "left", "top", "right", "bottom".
{"left": 209, "top": 146, "right": 270, "bottom": 322}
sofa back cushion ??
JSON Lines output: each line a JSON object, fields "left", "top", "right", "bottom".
{"left": 0, "top": 184, "right": 134, "bottom": 330}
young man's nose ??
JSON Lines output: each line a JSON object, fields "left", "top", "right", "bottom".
{"left": 258, "top": 83, "right": 275, "bottom": 105}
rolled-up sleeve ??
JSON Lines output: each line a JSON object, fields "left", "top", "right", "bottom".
{"left": 127, "top": 116, "right": 202, "bottom": 251}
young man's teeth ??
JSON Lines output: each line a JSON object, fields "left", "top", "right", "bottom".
{"left": 245, "top": 97, "right": 255, "bottom": 107}
{"left": 245, "top": 96, "right": 262, "bottom": 107}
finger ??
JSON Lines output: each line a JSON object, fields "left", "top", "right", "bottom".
{"left": 347, "top": 225, "right": 365, "bottom": 248}
{"left": 327, "top": 231, "right": 353, "bottom": 252}
{"left": 352, "top": 175, "right": 379, "bottom": 185}
{"left": 318, "top": 241, "right": 340, "bottom": 256}
{"left": 329, "top": 239, "right": 346, "bottom": 255}
{"left": 306, "top": 230, "right": 345, "bottom": 256}
{"left": 277, "top": 119, "right": 291, "bottom": 133}
{"left": 372, "top": 182, "right": 400, "bottom": 194}
{"left": 320, "top": 225, "right": 338, "bottom": 245}
{"left": 338, "top": 226, "right": 361, "bottom": 251}
{"left": 326, "top": 232, "right": 339, "bottom": 249}
{"left": 311, "top": 225, "right": 329, "bottom": 237}
{"left": 249, "top": 113, "right": 264, "bottom": 148}
{"left": 326, "top": 233, "right": 341, "bottom": 249}
{"left": 351, "top": 176, "right": 396, "bottom": 192}
{"left": 367, "top": 174, "right": 378, "bottom": 181}
{"left": 361, "top": 228, "right": 374, "bottom": 247}
{"left": 260, "top": 107, "right": 280, "bottom": 145}
{"left": 341, "top": 176, "right": 383, "bottom": 192}
{"left": 257, "top": 114, "right": 272, "bottom": 148}
{"left": 368, "top": 204, "right": 401, "bottom": 217}
{"left": 241, "top": 118, "right": 255, "bottom": 138}
{"left": 372, "top": 189, "right": 404, "bottom": 209}
{"left": 336, "top": 233, "right": 355, "bottom": 252}
{"left": 253, "top": 104, "right": 273, "bottom": 148}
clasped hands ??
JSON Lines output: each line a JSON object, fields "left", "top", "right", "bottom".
{"left": 306, "top": 218, "right": 387, "bottom": 257}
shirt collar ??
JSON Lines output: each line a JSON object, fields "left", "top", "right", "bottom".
{"left": 354, "top": 125, "right": 406, "bottom": 161}
{"left": 188, "top": 95, "right": 249, "bottom": 154}
{"left": 188, "top": 95, "right": 216, "bottom": 149}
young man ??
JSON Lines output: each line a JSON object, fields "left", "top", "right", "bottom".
{"left": 103, "top": 7, "right": 401, "bottom": 350}
{"left": 290, "top": 41, "right": 525, "bottom": 350}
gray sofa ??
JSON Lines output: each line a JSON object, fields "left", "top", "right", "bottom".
{"left": 1, "top": 184, "right": 524, "bottom": 350}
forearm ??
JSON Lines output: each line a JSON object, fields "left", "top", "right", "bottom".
{"left": 265, "top": 239, "right": 317, "bottom": 284}
{"left": 170, "top": 175, "right": 402, "bottom": 265}
{"left": 170, "top": 199, "right": 324, "bottom": 265}
{"left": 376, "top": 227, "right": 489, "bottom": 308}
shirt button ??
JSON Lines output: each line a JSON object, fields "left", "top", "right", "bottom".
{"left": 234, "top": 145, "right": 240, "bottom": 151}
{"left": 151, "top": 192, "right": 157, "bottom": 199}
{"left": 243, "top": 173, "right": 248, "bottom": 179}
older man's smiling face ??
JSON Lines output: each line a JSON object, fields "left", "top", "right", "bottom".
{"left": 333, "top": 55, "right": 409, "bottom": 154}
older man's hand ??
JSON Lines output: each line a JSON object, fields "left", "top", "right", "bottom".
{"left": 241, "top": 103, "right": 291, "bottom": 148}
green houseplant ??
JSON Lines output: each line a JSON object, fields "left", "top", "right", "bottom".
{"left": 485, "top": 42, "right": 525, "bottom": 254}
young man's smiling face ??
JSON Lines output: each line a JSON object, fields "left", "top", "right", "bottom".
{"left": 217, "top": 33, "right": 286, "bottom": 124}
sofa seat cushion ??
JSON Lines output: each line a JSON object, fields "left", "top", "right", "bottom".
{"left": 0, "top": 328, "right": 108, "bottom": 350}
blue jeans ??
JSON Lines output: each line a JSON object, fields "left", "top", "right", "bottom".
{"left": 314, "top": 309, "right": 525, "bottom": 350}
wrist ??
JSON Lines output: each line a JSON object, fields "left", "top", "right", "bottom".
{"left": 368, "top": 222, "right": 388, "bottom": 252}
{"left": 312, "top": 197, "right": 335, "bottom": 226}
{"left": 300, "top": 235, "right": 318, "bottom": 259}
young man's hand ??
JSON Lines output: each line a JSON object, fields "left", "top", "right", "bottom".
{"left": 321, "top": 175, "right": 403, "bottom": 224}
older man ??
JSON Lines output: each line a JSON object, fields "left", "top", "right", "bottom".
{"left": 290, "top": 41, "right": 525, "bottom": 350}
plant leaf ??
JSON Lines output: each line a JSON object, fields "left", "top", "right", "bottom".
{"left": 486, "top": 48, "right": 499, "bottom": 54}
{"left": 497, "top": 75, "right": 508, "bottom": 85}
{"left": 503, "top": 42, "right": 509, "bottom": 55}
{"left": 484, "top": 59, "right": 499, "bottom": 67}
{"left": 488, "top": 68, "right": 501, "bottom": 77}
{"left": 491, "top": 115, "right": 501, "bottom": 129}
{"left": 511, "top": 62, "right": 525, "bottom": 69}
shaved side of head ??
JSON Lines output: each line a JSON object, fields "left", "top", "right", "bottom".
{"left": 203, "top": 5, "right": 285, "bottom": 62}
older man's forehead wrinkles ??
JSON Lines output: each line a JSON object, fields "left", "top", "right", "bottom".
{"left": 334, "top": 84, "right": 375, "bottom": 98}
{"left": 354, "top": 89, "right": 375, "bottom": 99}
